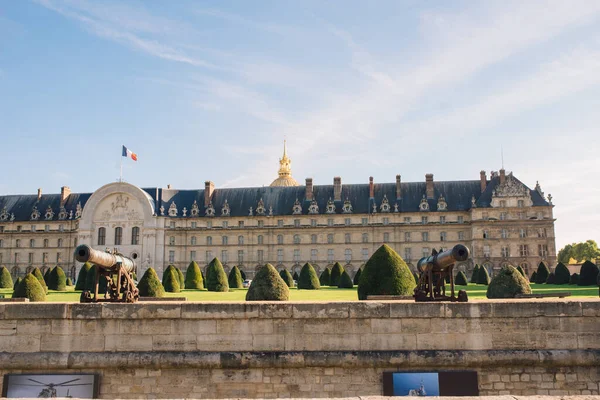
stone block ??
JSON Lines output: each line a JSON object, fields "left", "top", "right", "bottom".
{"left": 581, "top": 301, "right": 600, "bottom": 317}
{"left": 171, "top": 319, "right": 217, "bottom": 335}
{"left": 181, "top": 302, "right": 258, "bottom": 319}
{"left": 348, "top": 302, "right": 390, "bottom": 318}
{"left": 445, "top": 302, "right": 492, "bottom": 318}
{"left": 333, "top": 318, "right": 371, "bottom": 334}
{"left": 217, "top": 319, "right": 274, "bottom": 335}
{"left": 545, "top": 332, "right": 578, "bottom": 349}
{"left": 4, "top": 303, "right": 68, "bottom": 319}
{"left": 416, "top": 332, "right": 491, "bottom": 350}
{"left": 390, "top": 302, "right": 444, "bottom": 318}
{"left": 119, "top": 319, "right": 172, "bottom": 335}
{"left": 211, "top": 369, "right": 263, "bottom": 383}
{"left": 529, "top": 316, "right": 560, "bottom": 331}
{"left": 102, "top": 303, "right": 181, "bottom": 319}
{"left": 259, "top": 303, "right": 293, "bottom": 318}
{"left": 292, "top": 303, "right": 349, "bottom": 319}
{"left": 0, "top": 320, "right": 16, "bottom": 335}
{"left": 51, "top": 319, "right": 81, "bottom": 335}
{"left": 196, "top": 334, "right": 253, "bottom": 351}
{"left": 360, "top": 334, "right": 416, "bottom": 351}
{"left": 370, "top": 318, "right": 402, "bottom": 334}
{"left": 401, "top": 318, "right": 432, "bottom": 333}
{"left": 560, "top": 317, "right": 600, "bottom": 332}
{"left": 105, "top": 334, "right": 153, "bottom": 351}
{"left": 252, "top": 334, "right": 285, "bottom": 351}
{"left": 274, "top": 319, "right": 307, "bottom": 334}
{"left": 578, "top": 333, "right": 600, "bottom": 349}
{"left": 80, "top": 319, "right": 119, "bottom": 334}
{"left": 41, "top": 334, "right": 105, "bottom": 352}
{"left": 69, "top": 303, "right": 103, "bottom": 319}
{"left": 491, "top": 333, "right": 532, "bottom": 349}
{"left": 152, "top": 334, "right": 197, "bottom": 351}
{"left": 0, "top": 335, "right": 40, "bottom": 352}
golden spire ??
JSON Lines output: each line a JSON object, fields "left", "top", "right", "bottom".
{"left": 270, "top": 140, "right": 299, "bottom": 187}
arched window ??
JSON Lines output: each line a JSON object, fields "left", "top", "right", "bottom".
{"left": 57, "top": 238, "right": 63, "bottom": 247}
{"left": 293, "top": 234, "right": 300, "bottom": 244}
{"left": 114, "top": 227, "right": 123, "bottom": 245}
{"left": 131, "top": 227, "right": 140, "bottom": 245}
{"left": 30, "top": 239, "right": 35, "bottom": 248}
{"left": 44, "top": 239, "right": 49, "bottom": 248}
{"left": 98, "top": 227, "right": 106, "bottom": 245}
{"left": 257, "top": 235, "right": 263, "bottom": 245}
{"left": 206, "top": 236, "right": 212, "bottom": 245}
{"left": 277, "top": 235, "right": 283, "bottom": 245}
{"left": 191, "top": 236, "right": 197, "bottom": 245}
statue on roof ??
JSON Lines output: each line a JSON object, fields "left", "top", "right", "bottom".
{"left": 269, "top": 140, "right": 300, "bottom": 187}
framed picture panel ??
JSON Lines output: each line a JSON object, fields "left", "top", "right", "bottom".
{"left": 2, "top": 373, "right": 99, "bottom": 398}
{"left": 383, "top": 371, "right": 479, "bottom": 396}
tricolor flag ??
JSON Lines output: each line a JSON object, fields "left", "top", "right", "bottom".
{"left": 122, "top": 145, "right": 138, "bottom": 161}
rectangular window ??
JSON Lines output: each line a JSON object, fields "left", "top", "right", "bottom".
{"left": 518, "top": 212, "right": 525, "bottom": 220}
{"left": 500, "top": 200, "right": 506, "bottom": 208}
{"left": 0, "top": 226, "right": 3, "bottom": 233}
{"left": 501, "top": 246, "right": 510, "bottom": 258}
{"left": 422, "top": 232, "right": 429, "bottom": 242}
{"left": 538, "top": 244, "right": 548, "bottom": 257}
{"left": 483, "top": 230, "right": 489, "bottom": 239}
{"left": 132, "top": 227, "right": 140, "bottom": 245}
{"left": 57, "top": 252, "right": 62, "bottom": 263}
{"left": 345, "top": 249, "right": 352, "bottom": 262}
{"left": 422, "top": 248, "right": 430, "bottom": 258}
{"left": 383, "top": 232, "right": 390, "bottom": 242}
{"left": 14, "top": 253, "right": 19, "bottom": 263}
{"left": 44, "top": 225, "right": 49, "bottom": 232}
{"left": 28, "top": 252, "right": 34, "bottom": 264}
{"left": 362, "top": 233, "right": 368, "bottom": 243}
{"left": 169, "top": 236, "right": 176, "bottom": 246}
{"left": 15, "top": 239, "right": 20, "bottom": 248}
{"left": 277, "top": 249, "right": 283, "bottom": 262}
{"left": 482, "top": 212, "right": 489, "bottom": 220}
{"left": 404, "top": 232, "right": 411, "bottom": 242}
{"left": 457, "top": 216, "right": 464, "bottom": 224}
{"left": 501, "top": 229, "right": 508, "bottom": 239}
{"left": 257, "top": 250, "right": 264, "bottom": 263}
{"left": 345, "top": 218, "right": 351, "bottom": 226}
{"left": 190, "top": 250, "right": 196, "bottom": 261}
{"left": 327, "top": 234, "right": 334, "bottom": 244}
{"left": 59, "top": 224, "right": 64, "bottom": 232}
{"left": 422, "top": 216, "right": 428, "bottom": 224}
{"left": 362, "top": 218, "right": 368, "bottom": 226}
{"left": 311, "top": 234, "right": 317, "bottom": 244}
{"left": 170, "top": 221, "right": 175, "bottom": 229}
{"left": 383, "top": 217, "right": 389, "bottom": 225}
{"left": 327, "top": 249, "right": 334, "bottom": 262}
{"left": 207, "top": 221, "right": 213, "bottom": 229}
{"left": 518, "top": 200, "right": 524, "bottom": 208}
{"left": 258, "top": 220, "right": 264, "bottom": 228}
{"left": 404, "top": 248, "right": 412, "bottom": 261}
{"left": 238, "top": 221, "right": 244, "bottom": 228}
{"left": 238, "top": 250, "right": 244, "bottom": 263}
{"left": 42, "top": 252, "right": 48, "bottom": 263}
{"left": 0, "top": 239, "right": 3, "bottom": 248}
{"left": 404, "top": 217, "right": 411, "bottom": 223}
{"left": 458, "top": 231, "right": 465, "bottom": 240}
{"left": 191, "top": 236, "right": 197, "bottom": 245}
{"left": 345, "top": 233, "right": 351, "bottom": 244}
{"left": 520, "top": 229, "right": 527, "bottom": 238}
{"left": 293, "top": 249, "right": 300, "bottom": 262}
{"left": 222, "top": 236, "right": 228, "bottom": 245}
{"left": 311, "top": 219, "right": 317, "bottom": 227}
{"left": 362, "top": 248, "right": 369, "bottom": 261}
{"left": 169, "top": 251, "right": 175, "bottom": 263}
{"left": 205, "top": 251, "right": 212, "bottom": 263}
{"left": 222, "top": 221, "right": 228, "bottom": 228}
{"left": 191, "top": 222, "right": 197, "bottom": 229}
{"left": 519, "top": 245, "right": 529, "bottom": 257}
{"left": 115, "top": 227, "right": 123, "bottom": 245}
{"left": 221, "top": 250, "right": 228, "bottom": 263}
{"left": 440, "top": 232, "right": 447, "bottom": 241}
{"left": 311, "top": 249, "right": 318, "bottom": 261}
{"left": 500, "top": 212, "right": 507, "bottom": 220}
{"left": 206, "top": 236, "right": 213, "bottom": 245}
{"left": 483, "top": 245, "right": 491, "bottom": 258}
{"left": 31, "top": 225, "right": 36, "bottom": 232}
{"left": 258, "top": 235, "right": 264, "bottom": 245}
{"left": 439, "top": 216, "right": 446, "bottom": 224}
{"left": 294, "top": 219, "right": 300, "bottom": 228}
{"left": 277, "top": 235, "right": 283, "bottom": 245}
{"left": 277, "top": 220, "right": 284, "bottom": 228}
{"left": 328, "top": 219, "right": 334, "bottom": 227}
{"left": 538, "top": 228, "right": 547, "bottom": 238}
{"left": 238, "top": 235, "right": 244, "bottom": 245}
{"left": 17, "top": 226, "right": 22, "bottom": 232}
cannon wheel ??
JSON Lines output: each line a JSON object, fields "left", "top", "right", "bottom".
{"left": 80, "top": 290, "right": 93, "bottom": 303}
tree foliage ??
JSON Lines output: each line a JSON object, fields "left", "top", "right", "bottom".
{"left": 486, "top": 265, "right": 532, "bottom": 299}
{"left": 228, "top": 266, "right": 244, "bottom": 289}
{"left": 0, "top": 266, "right": 13, "bottom": 289}
{"left": 455, "top": 270, "right": 468, "bottom": 286}
{"left": 246, "top": 264, "right": 289, "bottom": 301}
{"left": 13, "top": 273, "right": 46, "bottom": 302}
{"left": 578, "top": 260, "right": 599, "bottom": 286}
{"left": 319, "top": 268, "right": 331, "bottom": 286}
{"left": 292, "top": 271, "right": 299, "bottom": 281}
{"left": 337, "top": 270, "right": 354, "bottom": 288}
{"left": 535, "top": 262, "right": 550, "bottom": 284}
{"left": 184, "top": 261, "right": 204, "bottom": 289}
{"left": 330, "top": 262, "right": 345, "bottom": 286}
{"left": 162, "top": 265, "right": 181, "bottom": 293}
{"left": 206, "top": 258, "right": 229, "bottom": 292}
{"left": 298, "top": 263, "right": 320, "bottom": 290}
{"left": 357, "top": 244, "right": 416, "bottom": 300}
{"left": 138, "top": 267, "right": 165, "bottom": 297}
{"left": 75, "top": 262, "right": 92, "bottom": 290}
{"left": 569, "top": 273, "right": 579, "bottom": 285}
{"left": 546, "top": 272, "right": 556, "bottom": 284}
{"left": 554, "top": 262, "right": 571, "bottom": 285}
{"left": 558, "top": 240, "right": 600, "bottom": 264}
{"left": 279, "top": 269, "right": 294, "bottom": 288}
{"left": 48, "top": 266, "right": 67, "bottom": 291}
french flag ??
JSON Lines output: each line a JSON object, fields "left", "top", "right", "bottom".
{"left": 122, "top": 145, "right": 138, "bottom": 161}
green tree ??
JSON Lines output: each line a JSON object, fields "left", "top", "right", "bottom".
{"left": 13, "top": 273, "right": 46, "bottom": 302}
{"left": 75, "top": 262, "right": 92, "bottom": 290}
{"left": 0, "top": 266, "right": 13, "bottom": 289}
{"left": 185, "top": 261, "right": 204, "bottom": 289}
{"left": 246, "top": 264, "right": 289, "bottom": 301}
{"left": 319, "top": 268, "right": 331, "bottom": 286}
{"left": 578, "top": 260, "right": 599, "bottom": 286}
{"left": 206, "top": 258, "right": 229, "bottom": 292}
{"left": 330, "top": 262, "right": 345, "bottom": 286}
{"left": 138, "top": 267, "right": 165, "bottom": 297}
{"left": 558, "top": 240, "right": 600, "bottom": 263}
{"left": 486, "top": 265, "right": 532, "bottom": 299}
{"left": 454, "top": 271, "right": 468, "bottom": 286}
{"left": 358, "top": 244, "right": 416, "bottom": 300}
{"left": 337, "top": 270, "right": 354, "bottom": 288}
{"left": 535, "top": 262, "right": 550, "bottom": 284}
{"left": 48, "top": 266, "right": 67, "bottom": 291}
{"left": 228, "top": 266, "right": 244, "bottom": 289}
{"left": 162, "top": 265, "right": 181, "bottom": 293}
{"left": 279, "top": 269, "right": 294, "bottom": 288}
{"left": 477, "top": 266, "right": 491, "bottom": 285}
{"left": 470, "top": 264, "right": 480, "bottom": 283}
{"left": 298, "top": 263, "right": 320, "bottom": 290}
{"left": 554, "top": 262, "right": 571, "bottom": 285}
{"left": 353, "top": 268, "right": 362, "bottom": 285}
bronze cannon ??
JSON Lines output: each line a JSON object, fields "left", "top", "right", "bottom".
{"left": 74, "top": 244, "right": 139, "bottom": 303}
{"left": 415, "top": 244, "right": 470, "bottom": 302}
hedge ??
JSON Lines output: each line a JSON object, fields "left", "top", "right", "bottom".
{"left": 486, "top": 265, "right": 532, "bottom": 299}
{"left": 298, "top": 263, "right": 320, "bottom": 290}
{"left": 279, "top": 269, "right": 294, "bottom": 288}
{"left": 337, "top": 270, "right": 354, "bottom": 288}
{"left": 48, "top": 266, "right": 67, "bottom": 291}
{"left": 477, "top": 266, "right": 491, "bottom": 285}
{"left": 535, "top": 262, "right": 550, "bottom": 284}
{"left": 75, "top": 262, "right": 92, "bottom": 290}
{"left": 455, "top": 270, "right": 468, "bottom": 286}
{"left": 357, "top": 244, "right": 416, "bottom": 300}
{"left": 554, "top": 262, "right": 571, "bottom": 285}
{"left": 470, "top": 264, "right": 480, "bottom": 283}
{"left": 162, "top": 265, "right": 181, "bottom": 293}
{"left": 0, "top": 266, "right": 13, "bottom": 289}
{"left": 353, "top": 268, "right": 362, "bottom": 285}
{"left": 578, "top": 260, "right": 599, "bottom": 286}
{"left": 246, "top": 264, "right": 289, "bottom": 301}
{"left": 184, "top": 261, "right": 204, "bottom": 289}
{"left": 319, "top": 268, "right": 331, "bottom": 286}
{"left": 206, "top": 258, "right": 229, "bottom": 292}
{"left": 12, "top": 273, "right": 46, "bottom": 302}
{"left": 330, "top": 262, "right": 345, "bottom": 286}
{"left": 228, "top": 266, "right": 244, "bottom": 289}
{"left": 137, "top": 267, "right": 165, "bottom": 297}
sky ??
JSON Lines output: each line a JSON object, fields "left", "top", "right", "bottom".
{"left": 0, "top": 0, "right": 599, "bottom": 250}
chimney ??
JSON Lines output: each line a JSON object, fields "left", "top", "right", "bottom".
{"left": 60, "top": 186, "right": 71, "bottom": 207}
{"left": 305, "top": 178, "right": 313, "bottom": 201}
{"left": 499, "top": 168, "right": 506, "bottom": 185}
{"left": 167, "top": 184, "right": 172, "bottom": 189}
{"left": 425, "top": 174, "right": 434, "bottom": 199}
{"left": 37, "top": 188, "right": 42, "bottom": 201}
{"left": 204, "top": 181, "right": 214, "bottom": 207}
{"left": 396, "top": 175, "right": 402, "bottom": 199}
{"left": 369, "top": 177, "right": 374, "bottom": 198}
{"left": 480, "top": 170, "right": 487, "bottom": 193}
{"left": 333, "top": 177, "right": 342, "bottom": 201}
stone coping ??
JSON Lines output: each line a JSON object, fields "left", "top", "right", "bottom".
{"left": 4, "top": 396, "right": 600, "bottom": 400}
{"left": 0, "top": 300, "right": 598, "bottom": 320}
{"left": 1, "top": 349, "right": 598, "bottom": 370}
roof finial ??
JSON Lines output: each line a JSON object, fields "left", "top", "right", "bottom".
{"left": 283, "top": 139, "right": 287, "bottom": 158}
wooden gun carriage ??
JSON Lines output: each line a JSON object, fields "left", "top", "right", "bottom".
{"left": 414, "top": 244, "right": 470, "bottom": 302}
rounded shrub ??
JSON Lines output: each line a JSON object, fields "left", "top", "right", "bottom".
{"left": 337, "top": 270, "right": 354, "bottom": 288}
{"left": 184, "top": 261, "right": 204, "bottom": 289}
{"left": 486, "top": 265, "right": 532, "bottom": 299}
{"left": 470, "top": 264, "right": 480, "bottom": 283}
{"left": 138, "top": 267, "right": 165, "bottom": 297}
{"left": 32, "top": 267, "right": 48, "bottom": 294}
{"left": 357, "top": 244, "right": 416, "bottom": 300}
{"left": 298, "top": 263, "right": 320, "bottom": 290}
{"left": 228, "top": 266, "right": 244, "bottom": 289}
{"left": 546, "top": 272, "right": 556, "bottom": 284}
{"left": 330, "top": 262, "right": 345, "bottom": 286}
{"left": 206, "top": 258, "right": 229, "bottom": 292}
{"left": 175, "top": 267, "right": 185, "bottom": 289}
{"left": 66, "top": 277, "right": 73, "bottom": 286}
{"left": 578, "top": 260, "right": 599, "bottom": 286}
{"left": 455, "top": 271, "right": 468, "bottom": 286}
{"left": 530, "top": 271, "right": 538, "bottom": 283}
{"left": 569, "top": 273, "right": 579, "bottom": 285}
{"left": 554, "top": 262, "right": 570, "bottom": 285}
{"left": 0, "top": 266, "right": 13, "bottom": 289}
{"left": 477, "top": 266, "right": 491, "bottom": 285}
{"left": 48, "top": 266, "right": 67, "bottom": 291}
{"left": 293, "top": 271, "right": 299, "bottom": 281}
{"left": 535, "top": 262, "right": 550, "bottom": 284}
{"left": 319, "top": 268, "right": 331, "bottom": 286}
{"left": 162, "top": 265, "right": 181, "bottom": 293}
{"left": 516, "top": 265, "right": 526, "bottom": 279}
{"left": 246, "top": 263, "right": 289, "bottom": 301}
{"left": 279, "top": 269, "right": 294, "bottom": 288}
{"left": 13, "top": 273, "right": 46, "bottom": 302}
{"left": 13, "top": 277, "right": 22, "bottom": 291}
{"left": 353, "top": 268, "right": 362, "bottom": 285}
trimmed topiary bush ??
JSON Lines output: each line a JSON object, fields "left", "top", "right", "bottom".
{"left": 319, "top": 268, "right": 331, "bottom": 286}
{"left": 43, "top": 268, "right": 52, "bottom": 286}
{"left": 455, "top": 271, "right": 468, "bottom": 286}
{"left": 357, "top": 244, "right": 416, "bottom": 300}
{"left": 554, "top": 262, "right": 570, "bottom": 285}
{"left": 228, "top": 266, "right": 244, "bottom": 288}
{"left": 298, "top": 263, "right": 320, "bottom": 290}
{"left": 185, "top": 261, "right": 204, "bottom": 289}
{"left": 66, "top": 277, "right": 73, "bottom": 286}
{"left": 578, "top": 260, "right": 599, "bottom": 286}
{"left": 486, "top": 265, "right": 532, "bottom": 299}
{"left": 32, "top": 267, "right": 48, "bottom": 294}
{"left": 531, "top": 271, "right": 538, "bottom": 283}
{"left": 138, "top": 267, "right": 165, "bottom": 297}
{"left": 516, "top": 265, "right": 526, "bottom": 278}
{"left": 570, "top": 273, "right": 579, "bottom": 285}
{"left": 279, "top": 269, "right": 294, "bottom": 288}
{"left": 0, "top": 266, "right": 13, "bottom": 289}
{"left": 246, "top": 264, "right": 289, "bottom": 301}
{"left": 13, "top": 273, "right": 46, "bottom": 302}
{"left": 293, "top": 271, "right": 299, "bottom": 281}
{"left": 535, "top": 262, "right": 550, "bottom": 284}
{"left": 330, "top": 262, "right": 345, "bottom": 286}
{"left": 175, "top": 267, "right": 185, "bottom": 289}
{"left": 240, "top": 269, "right": 246, "bottom": 280}
{"left": 477, "top": 266, "right": 491, "bottom": 285}
{"left": 13, "top": 277, "right": 22, "bottom": 291}
{"left": 337, "top": 270, "right": 354, "bottom": 288}
{"left": 353, "top": 268, "right": 362, "bottom": 285}
{"left": 206, "top": 258, "right": 229, "bottom": 292}
{"left": 48, "top": 266, "right": 67, "bottom": 291}
{"left": 546, "top": 272, "right": 556, "bottom": 284}
{"left": 470, "top": 264, "right": 480, "bottom": 283}
{"left": 162, "top": 265, "right": 181, "bottom": 293}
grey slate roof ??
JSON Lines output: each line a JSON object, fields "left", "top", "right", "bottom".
{"left": 0, "top": 176, "right": 550, "bottom": 222}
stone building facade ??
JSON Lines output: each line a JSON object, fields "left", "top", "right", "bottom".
{"left": 0, "top": 145, "right": 556, "bottom": 279}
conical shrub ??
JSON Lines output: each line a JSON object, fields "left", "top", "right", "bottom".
{"left": 470, "top": 264, "right": 480, "bottom": 283}
{"left": 535, "top": 262, "right": 550, "bottom": 284}
{"left": 455, "top": 270, "right": 468, "bottom": 286}
{"left": 293, "top": 271, "right": 299, "bottom": 281}
{"left": 546, "top": 272, "right": 556, "bottom": 284}
{"left": 477, "top": 266, "right": 491, "bottom": 285}
{"left": 516, "top": 265, "right": 526, "bottom": 278}
{"left": 487, "top": 265, "right": 532, "bottom": 299}
{"left": 85, "top": 265, "right": 108, "bottom": 293}
{"left": 578, "top": 260, "right": 599, "bottom": 286}
{"left": 554, "top": 262, "right": 570, "bottom": 285}
{"left": 246, "top": 264, "right": 289, "bottom": 301}
{"left": 530, "top": 271, "right": 538, "bottom": 283}
{"left": 48, "top": 266, "right": 67, "bottom": 291}
{"left": 13, "top": 277, "right": 22, "bottom": 291}
{"left": 138, "top": 268, "right": 165, "bottom": 297}
{"left": 319, "top": 268, "right": 331, "bottom": 286}
{"left": 353, "top": 268, "right": 362, "bottom": 285}
{"left": 32, "top": 267, "right": 48, "bottom": 294}
{"left": 330, "top": 262, "right": 344, "bottom": 286}
{"left": 337, "top": 270, "right": 354, "bottom": 288}
{"left": 206, "top": 258, "right": 229, "bottom": 292}
{"left": 228, "top": 266, "right": 244, "bottom": 289}
{"left": 279, "top": 269, "right": 294, "bottom": 288}
{"left": 0, "top": 266, "right": 13, "bottom": 289}
{"left": 13, "top": 273, "right": 46, "bottom": 302}
{"left": 298, "top": 263, "right": 320, "bottom": 290}
{"left": 175, "top": 267, "right": 185, "bottom": 288}
{"left": 162, "top": 265, "right": 181, "bottom": 293}
{"left": 43, "top": 268, "right": 52, "bottom": 286}
{"left": 357, "top": 244, "right": 416, "bottom": 300}
{"left": 240, "top": 269, "right": 246, "bottom": 280}
{"left": 570, "top": 273, "right": 579, "bottom": 285}
{"left": 66, "top": 277, "right": 73, "bottom": 286}
{"left": 184, "top": 261, "right": 204, "bottom": 289}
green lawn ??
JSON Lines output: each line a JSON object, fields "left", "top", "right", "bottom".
{"left": 1, "top": 283, "right": 597, "bottom": 302}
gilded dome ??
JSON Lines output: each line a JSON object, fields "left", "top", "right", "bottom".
{"left": 270, "top": 141, "right": 299, "bottom": 187}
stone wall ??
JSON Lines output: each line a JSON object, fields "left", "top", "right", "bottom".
{"left": 0, "top": 300, "right": 599, "bottom": 398}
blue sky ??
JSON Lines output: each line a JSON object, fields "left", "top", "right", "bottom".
{"left": 1, "top": 0, "right": 599, "bottom": 249}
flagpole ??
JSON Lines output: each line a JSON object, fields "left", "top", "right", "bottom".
{"left": 120, "top": 154, "right": 123, "bottom": 183}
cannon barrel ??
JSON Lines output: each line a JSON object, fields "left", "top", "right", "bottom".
{"left": 74, "top": 244, "right": 135, "bottom": 273}
{"left": 417, "top": 244, "right": 470, "bottom": 272}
